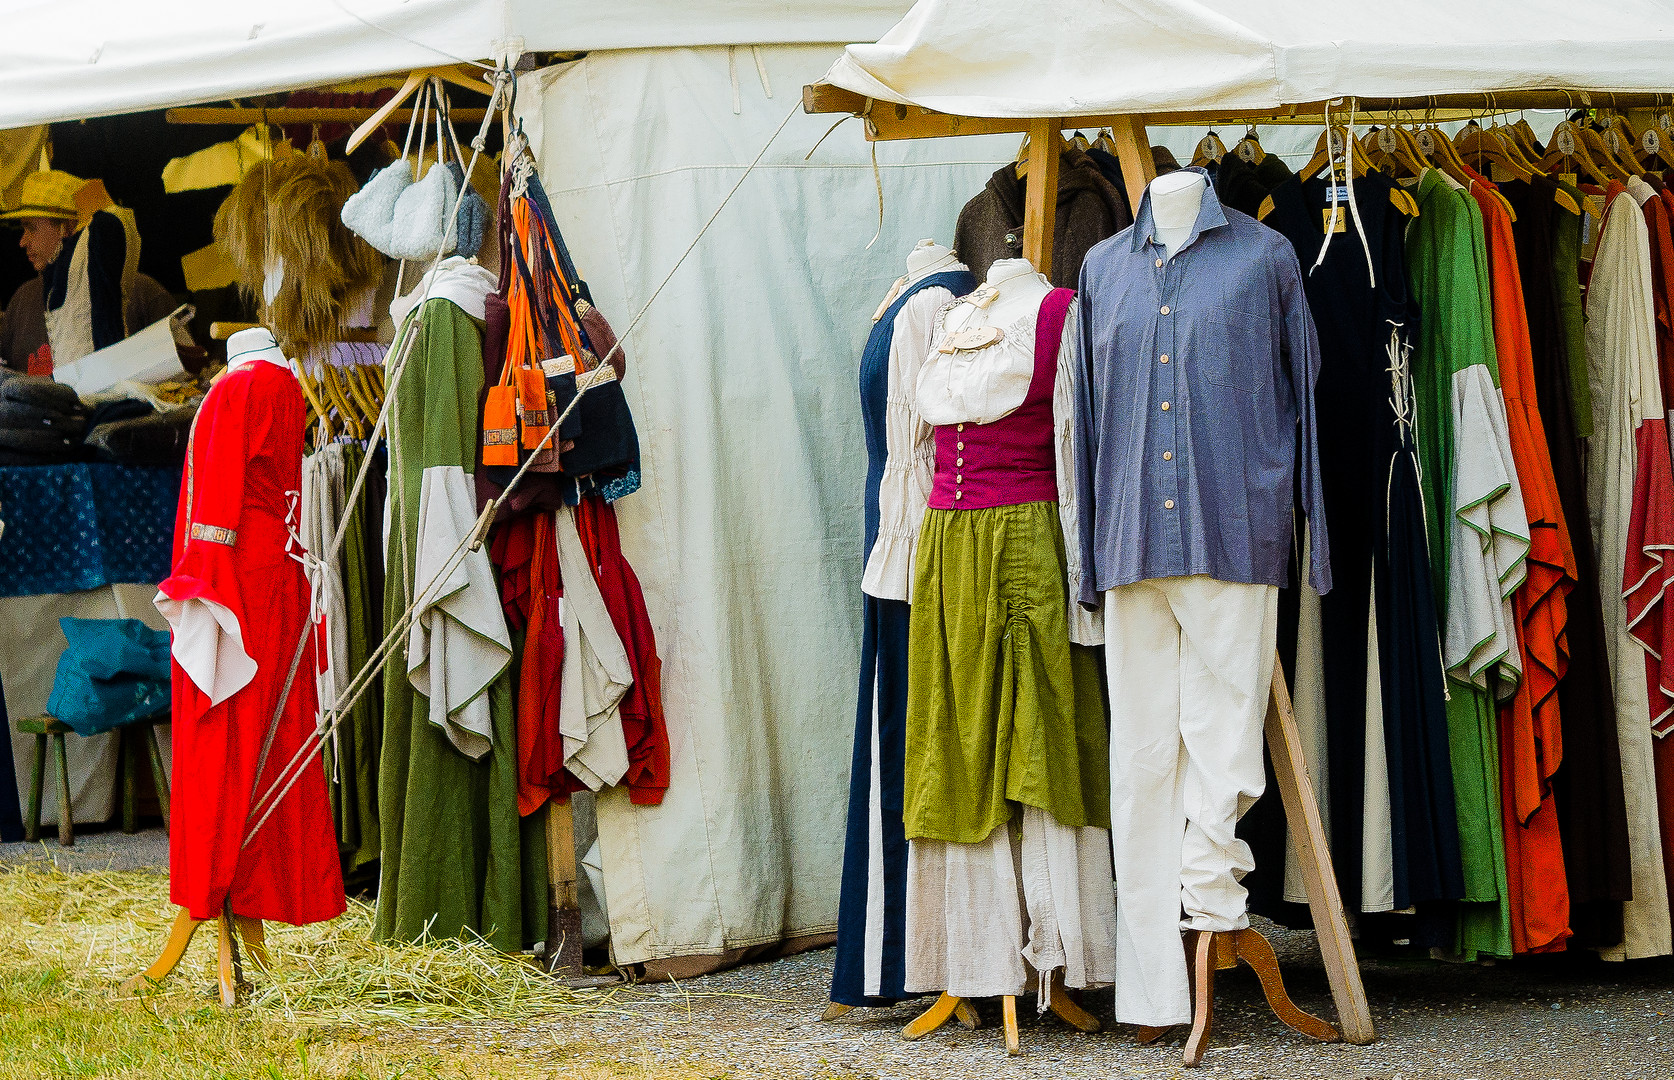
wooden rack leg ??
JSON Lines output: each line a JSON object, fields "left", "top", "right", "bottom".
{"left": 1045, "top": 970, "right": 1101, "bottom": 1032}
{"left": 52, "top": 729, "right": 73, "bottom": 847}
{"left": 901, "top": 992, "right": 961, "bottom": 1040}
{"left": 1001, "top": 994, "right": 1021, "bottom": 1056}
{"left": 119, "top": 907, "right": 206, "bottom": 994}
{"left": 233, "top": 916, "right": 272, "bottom": 973}
{"left": 954, "top": 997, "right": 981, "bottom": 1030}
{"left": 146, "top": 722, "right": 171, "bottom": 829}
{"left": 215, "top": 911, "right": 241, "bottom": 1007}
{"left": 1182, "top": 930, "right": 1217, "bottom": 1067}
{"left": 1231, "top": 928, "right": 1339, "bottom": 1042}
{"left": 820, "top": 1002, "right": 855, "bottom": 1021}
{"left": 1265, "top": 654, "right": 1375, "bottom": 1044}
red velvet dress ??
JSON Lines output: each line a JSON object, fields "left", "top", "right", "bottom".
{"left": 158, "top": 358, "right": 345, "bottom": 925}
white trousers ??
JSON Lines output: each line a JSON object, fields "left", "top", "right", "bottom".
{"left": 905, "top": 808, "right": 1117, "bottom": 1003}
{"left": 1103, "top": 575, "right": 1278, "bottom": 1026}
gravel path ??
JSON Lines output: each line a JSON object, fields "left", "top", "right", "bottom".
{"left": 509, "top": 924, "right": 1674, "bottom": 1080}
{"left": 0, "top": 824, "right": 169, "bottom": 873}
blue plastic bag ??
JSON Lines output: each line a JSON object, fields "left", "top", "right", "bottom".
{"left": 45, "top": 618, "right": 170, "bottom": 736}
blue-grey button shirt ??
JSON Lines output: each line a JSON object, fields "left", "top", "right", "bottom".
{"left": 1071, "top": 168, "right": 1331, "bottom": 607}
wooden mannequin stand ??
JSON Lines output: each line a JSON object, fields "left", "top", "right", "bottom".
{"left": 804, "top": 89, "right": 1377, "bottom": 1064}
{"left": 120, "top": 904, "right": 271, "bottom": 1007}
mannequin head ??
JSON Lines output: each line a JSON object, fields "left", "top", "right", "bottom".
{"left": 225, "top": 326, "right": 288, "bottom": 372}
{"left": 1148, "top": 170, "right": 1207, "bottom": 229}
{"left": 906, "top": 238, "right": 957, "bottom": 280}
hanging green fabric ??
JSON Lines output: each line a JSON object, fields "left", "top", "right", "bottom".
{"left": 1405, "top": 170, "right": 1517, "bottom": 959}
{"left": 375, "top": 295, "right": 547, "bottom": 952}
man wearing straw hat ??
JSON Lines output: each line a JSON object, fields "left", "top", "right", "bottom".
{"left": 0, "top": 169, "right": 175, "bottom": 376}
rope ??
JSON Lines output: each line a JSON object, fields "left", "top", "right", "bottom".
{"left": 242, "top": 97, "right": 806, "bottom": 847}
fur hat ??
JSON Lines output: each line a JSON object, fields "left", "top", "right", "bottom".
{"left": 214, "top": 154, "right": 384, "bottom": 352}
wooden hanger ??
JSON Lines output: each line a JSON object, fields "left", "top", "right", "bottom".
{"left": 1511, "top": 117, "right": 1542, "bottom": 157}
{"left": 1541, "top": 120, "right": 1613, "bottom": 186}
{"left": 1231, "top": 126, "right": 1266, "bottom": 165}
{"left": 1259, "top": 126, "right": 1418, "bottom": 221}
{"left": 1191, "top": 131, "right": 1227, "bottom": 168}
{"left": 1628, "top": 112, "right": 1674, "bottom": 171}
{"left": 1418, "top": 121, "right": 1517, "bottom": 221}
{"left": 1014, "top": 132, "right": 1030, "bottom": 178}
{"left": 1573, "top": 119, "right": 1640, "bottom": 179}
{"left": 1485, "top": 123, "right": 1583, "bottom": 215}
{"left": 345, "top": 68, "right": 488, "bottom": 154}
{"left": 1069, "top": 130, "right": 1091, "bottom": 152}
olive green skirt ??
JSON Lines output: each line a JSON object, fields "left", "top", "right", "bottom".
{"left": 904, "top": 501, "right": 1109, "bottom": 844}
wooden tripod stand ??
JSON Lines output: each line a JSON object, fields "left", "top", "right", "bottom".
{"left": 120, "top": 906, "right": 272, "bottom": 1007}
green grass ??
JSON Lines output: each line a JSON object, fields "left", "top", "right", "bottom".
{"left": 0, "top": 863, "right": 713, "bottom": 1080}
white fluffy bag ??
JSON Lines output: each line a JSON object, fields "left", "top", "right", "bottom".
{"left": 340, "top": 159, "right": 411, "bottom": 256}
{"left": 387, "top": 158, "right": 458, "bottom": 261}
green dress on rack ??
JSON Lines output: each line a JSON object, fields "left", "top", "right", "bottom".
{"left": 327, "top": 441, "right": 381, "bottom": 873}
{"left": 374, "top": 295, "right": 547, "bottom": 952}
{"left": 1405, "top": 170, "right": 1522, "bottom": 959}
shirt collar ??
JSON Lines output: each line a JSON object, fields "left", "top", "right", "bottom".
{"left": 1129, "top": 166, "right": 1229, "bottom": 253}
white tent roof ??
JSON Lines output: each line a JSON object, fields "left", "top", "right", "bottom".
{"left": 825, "top": 0, "right": 1674, "bottom": 119}
{"left": 0, "top": 0, "right": 913, "bottom": 129}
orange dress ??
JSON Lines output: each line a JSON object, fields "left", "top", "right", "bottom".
{"left": 1468, "top": 176, "right": 1575, "bottom": 953}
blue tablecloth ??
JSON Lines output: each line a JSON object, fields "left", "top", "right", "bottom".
{"left": 0, "top": 463, "right": 180, "bottom": 599}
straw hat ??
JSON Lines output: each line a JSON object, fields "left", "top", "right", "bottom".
{"left": 0, "top": 169, "right": 84, "bottom": 223}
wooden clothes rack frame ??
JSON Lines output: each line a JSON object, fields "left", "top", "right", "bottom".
{"left": 791, "top": 81, "right": 1621, "bottom": 1063}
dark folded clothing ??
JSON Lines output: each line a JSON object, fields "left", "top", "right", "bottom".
{"left": 84, "top": 406, "right": 195, "bottom": 466}
{"left": 0, "top": 371, "right": 82, "bottom": 415}
{"left": 0, "top": 399, "right": 87, "bottom": 438}
{"left": 0, "top": 425, "right": 83, "bottom": 459}
{"left": 87, "top": 397, "right": 154, "bottom": 430}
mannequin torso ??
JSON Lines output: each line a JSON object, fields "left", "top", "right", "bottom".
{"left": 906, "top": 238, "right": 961, "bottom": 285}
{"left": 946, "top": 258, "right": 1052, "bottom": 335}
{"left": 1149, "top": 171, "right": 1208, "bottom": 259}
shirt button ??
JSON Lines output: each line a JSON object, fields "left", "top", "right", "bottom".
{"left": 956, "top": 474, "right": 963, "bottom": 483}
{"left": 955, "top": 491, "right": 963, "bottom": 501}
{"left": 957, "top": 423, "right": 964, "bottom": 432}
{"left": 1163, "top": 451, "right": 1173, "bottom": 461}
{"left": 1154, "top": 258, "right": 1163, "bottom": 268}
{"left": 956, "top": 441, "right": 964, "bottom": 450}
{"left": 1161, "top": 401, "right": 1170, "bottom": 411}
{"left": 1160, "top": 354, "right": 1169, "bottom": 364}
{"left": 1160, "top": 305, "right": 1170, "bottom": 315}
{"left": 956, "top": 457, "right": 964, "bottom": 467}
{"left": 1165, "top": 499, "right": 1175, "bottom": 509}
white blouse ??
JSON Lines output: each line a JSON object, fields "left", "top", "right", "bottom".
{"left": 862, "top": 283, "right": 953, "bottom": 604}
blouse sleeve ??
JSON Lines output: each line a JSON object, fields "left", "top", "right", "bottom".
{"left": 1054, "top": 298, "right": 1102, "bottom": 646}
{"left": 154, "top": 373, "right": 264, "bottom": 708}
{"left": 861, "top": 286, "right": 951, "bottom": 603}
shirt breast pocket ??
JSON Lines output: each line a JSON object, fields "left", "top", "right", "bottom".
{"left": 1190, "top": 307, "right": 1269, "bottom": 394}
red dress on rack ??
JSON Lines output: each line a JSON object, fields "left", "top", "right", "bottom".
{"left": 156, "top": 357, "right": 345, "bottom": 925}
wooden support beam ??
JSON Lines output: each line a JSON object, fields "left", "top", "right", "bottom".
{"left": 1021, "top": 118, "right": 1061, "bottom": 276}
{"left": 801, "top": 81, "right": 1674, "bottom": 142}
{"left": 1265, "top": 655, "right": 1375, "bottom": 1045}
{"left": 167, "top": 107, "right": 487, "bottom": 126}
{"left": 545, "top": 800, "right": 585, "bottom": 978}
{"left": 1106, "top": 114, "right": 1155, "bottom": 218}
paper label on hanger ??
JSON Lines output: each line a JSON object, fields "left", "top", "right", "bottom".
{"left": 1555, "top": 128, "right": 1576, "bottom": 157}
{"left": 1323, "top": 207, "right": 1348, "bottom": 234}
{"left": 1661, "top": 113, "right": 1673, "bottom": 135}
{"left": 1377, "top": 128, "right": 1398, "bottom": 154}
{"left": 1416, "top": 130, "right": 1436, "bottom": 155}
{"left": 1646, "top": 129, "right": 1664, "bottom": 155}
{"left": 1236, "top": 141, "right": 1259, "bottom": 163}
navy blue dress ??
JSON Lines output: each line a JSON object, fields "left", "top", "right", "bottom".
{"left": 831, "top": 269, "right": 974, "bottom": 1007}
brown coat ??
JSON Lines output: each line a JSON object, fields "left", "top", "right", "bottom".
{"left": 0, "top": 272, "right": 176, "bottom": 371}
{"left": 952, "top": 147, "right": 1132, "bottom": 288}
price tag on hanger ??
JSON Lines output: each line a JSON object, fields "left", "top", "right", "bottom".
{"left": 1555, "top": 127, "right": 1576, "bottom": 157}
{"left": 1377, "top": 128, "right": 1398, "bottom": 154}
{"left": 1646, "top": 129, "right": 1664, "bottom": 156}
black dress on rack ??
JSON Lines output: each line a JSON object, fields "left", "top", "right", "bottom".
{"left": 1250, "top": 171, "right": 1463, "bottom": 919}
{"left": 1501, "top": 176, "right": 1632, "bottom": 948}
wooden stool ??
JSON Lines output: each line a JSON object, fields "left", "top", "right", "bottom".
{"left": 18, "top": 714, "right": 170, "bottom": 846}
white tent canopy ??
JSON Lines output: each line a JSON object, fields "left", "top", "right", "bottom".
{"left": 824, "top": 0, "right": 1674, "bottom": 119}
{"left": 0, "top": 0, "right": 912, "bottom": 129}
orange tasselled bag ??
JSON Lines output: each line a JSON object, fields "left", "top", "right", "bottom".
{"left": 481, "top": 267, "right": 526, "bottom": 466}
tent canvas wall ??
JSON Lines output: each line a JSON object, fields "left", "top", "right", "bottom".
{"left": 512, "top": 44, "right": 1012, "bottom": 968}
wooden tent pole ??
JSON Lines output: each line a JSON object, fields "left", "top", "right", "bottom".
{"left": 1021, "top": 118, "right": 1062, "bottom": 274}
{"left": 1105, "top": 114, "right": 1156, "bottom": 216}
{"left": 546, "top": 801, "right": 585, "bottom": 977}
